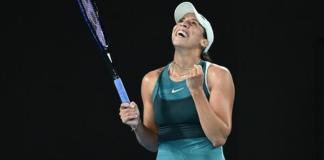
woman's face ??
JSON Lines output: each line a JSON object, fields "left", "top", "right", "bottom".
{"left": 172, "top": 13, "right": 206, "bottom": 52}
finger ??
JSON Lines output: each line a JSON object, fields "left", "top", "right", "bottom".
{"left": 129, "top": 101, "right": 137, "bottom": 109}
{"left": 125, "top": 111, "right": 137, "bottom": 117}
{"left": 195, "top": 64, "right": 203, "bottom": 74}
{"left": 120, "top": 109, "right": 132, "bottom": 117}
{"left": 120, "top": 110, "right": 127, "bottom": 117}
{"left": 120, "top": 107, "right": 128, "bottom": 114}
{"left": 129, "top": 114, "right": 138, "bottom": 119}
{"left": 190, "top": 66, "right": 197, "bottom": 78}
{"left": 185, "top": 68, "right": 193, "bottom": 79}
{"left": 121, "top": 108, "right": 134, "bottom": 116}
{"left": 196, "top": 64, "right": 203, "bottom": 75}
{"left": 120, "top": 107, "right": 126, "bottom": 112}
{"left": 193, "top": 65, "right": 198, "bottom": 74}
{"left": 190, "top": 65, "right": 197, "bottom": 77}
{"left": 186, "top": 72, "right": 193, "bottom": 80}
{"left": 120, "top": 103, "right": 130, "bottom": 109}
{"left": 122, "top": 115, "right": 138, "bottom": 123}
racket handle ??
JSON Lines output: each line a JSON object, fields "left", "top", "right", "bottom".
{"left": 113, "top": 78, "right": 130, "bottom": 103}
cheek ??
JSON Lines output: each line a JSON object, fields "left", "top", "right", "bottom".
{"left": 172, "top": 26, "right": 177, "bottom": 34}
{"left": 171, "top": 26, "right": 177, "bottom": 38}
{"left": 192, "top": 31, "right": 205, "bottom": 41}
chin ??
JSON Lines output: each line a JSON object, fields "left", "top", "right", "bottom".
{"left": 172, "top": 43, "right": 185, "bottom": 50}
{"left": 172, "top": 38, "right": 186, "bottom": 46}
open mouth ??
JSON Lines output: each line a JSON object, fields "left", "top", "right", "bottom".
{"left": 176, "top": 30, "right": 188, "bottom": 38}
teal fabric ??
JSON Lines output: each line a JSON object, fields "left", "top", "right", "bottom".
{"left": 156, "top": 137, "right": 225, "bottom": 160}
{"left": 152, "top": 60, "right": 226, "bottom": 159}
{"left": 153, "top": 60, "right": 210, "bottom": 141}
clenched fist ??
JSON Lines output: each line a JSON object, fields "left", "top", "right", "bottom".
{"left": 186, "top": 64, "right": 204, "bottom": 93}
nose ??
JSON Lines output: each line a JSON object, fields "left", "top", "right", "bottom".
{"left": 179, "top": 21, "right": 189, "bottom": 28}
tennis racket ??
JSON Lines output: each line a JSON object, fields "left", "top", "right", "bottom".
{"left": 76, "top": 0, "right": 130, "bottom": 103}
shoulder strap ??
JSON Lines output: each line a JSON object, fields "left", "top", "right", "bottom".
{"left": 204, "top": 61, "right": 212, "bottom": 95}
{"left": 151, "top": 64, "right": 169, "bottom": 102}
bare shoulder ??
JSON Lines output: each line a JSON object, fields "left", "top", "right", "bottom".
{"left": 141, "top": 67, "right": 164, "bottom": 96}
{"left": 141, "top": 67, "right": 164, "bottom": 108}
{"left": 207, "top": 63, "right": 234, "bottom": 88}
{"left": 207, "top": 63, "right": 232, "bottom": 78}
{"left": 142, "top": 67, "right": 164, "bottom": 85}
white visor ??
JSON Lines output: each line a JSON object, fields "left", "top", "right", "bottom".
{"left": 174, "top": 2, "right": 214, "bottom": 53}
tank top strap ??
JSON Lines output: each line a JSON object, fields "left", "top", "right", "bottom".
{"left": 152, "top": 63, "right": 171, "bottom": 102}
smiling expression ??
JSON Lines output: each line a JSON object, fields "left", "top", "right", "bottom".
{"left": 172, "top": 13, "right": 207, "bottom": 52}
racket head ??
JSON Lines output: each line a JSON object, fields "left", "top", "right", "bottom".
{"left": 77, "top": 0, "right": 108, "bottom": 52}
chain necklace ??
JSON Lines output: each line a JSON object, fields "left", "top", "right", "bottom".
{"left": 172, "top": 61, "right": 195, "bottom": 71}
{"left": 169, "top": 61, "right": 195, "bottom": 80}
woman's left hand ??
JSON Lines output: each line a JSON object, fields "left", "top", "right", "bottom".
{"left": 186, "top": 64, "right": 204, "bottom": 93}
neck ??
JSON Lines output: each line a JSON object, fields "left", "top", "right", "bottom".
{"left": 173, "top": 48, "right": 201, "bottom": 70}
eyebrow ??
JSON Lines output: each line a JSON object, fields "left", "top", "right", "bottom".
{"left": 179, "top": 17, "right": 203, "bottom": 29}
{"left": 179, "top": 17, "right": 199, "bottom": 23}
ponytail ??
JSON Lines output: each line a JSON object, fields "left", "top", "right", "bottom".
{"left": 201, "top": 52, "right": 213, "bottom": 62}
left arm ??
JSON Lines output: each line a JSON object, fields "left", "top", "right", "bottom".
{"left": 187, "top": 64, "right": 235, "bottom": 147}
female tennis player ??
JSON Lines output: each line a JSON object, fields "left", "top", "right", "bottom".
{"left": 119, "top": 2, "right": 235, "bottom": 160}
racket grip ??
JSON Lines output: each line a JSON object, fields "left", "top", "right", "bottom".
{"left": 113, "top": 78, "right": 130, "bottom": 103}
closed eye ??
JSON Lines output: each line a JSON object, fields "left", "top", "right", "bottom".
{"left": 190, "top": 21, "right": 198, "bottom": 26}
{"left": 178, "top": 18, "right": 184, "bottom": 23}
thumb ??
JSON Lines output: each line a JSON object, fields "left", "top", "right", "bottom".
{"left": 129, "top": 101, "right": 137, "bottom": 109}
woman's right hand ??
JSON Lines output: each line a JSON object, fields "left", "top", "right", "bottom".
{"left": 119, "top": 101, "right": 141, "bottom": 130}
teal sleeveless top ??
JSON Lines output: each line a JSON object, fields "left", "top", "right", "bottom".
{"left": 152, "top": 60, "right": 211, "bottom": 142}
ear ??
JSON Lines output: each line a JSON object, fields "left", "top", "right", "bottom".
{"left": 200, "top": 39, "right": 208, "bottom": 48}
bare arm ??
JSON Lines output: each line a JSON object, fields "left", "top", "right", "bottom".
{"left": 119, "top": 69, "right": 162, "bottom": 152}
{"left": 187, "top": 64, "right": 235, "bottom": 147}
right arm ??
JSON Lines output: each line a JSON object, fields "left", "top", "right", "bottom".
{"left": 119, "top": 68, "right": 162, "bottom": 152}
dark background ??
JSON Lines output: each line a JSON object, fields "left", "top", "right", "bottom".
{"left": 6, "top": 0, "right": 323, "bottom": 159}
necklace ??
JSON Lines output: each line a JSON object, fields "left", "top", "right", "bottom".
{"left": 172, "top": 61, "right": 195, "bottom": 71}
{"left": 169, "top": 62, "right": 194, "bottom": 80}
